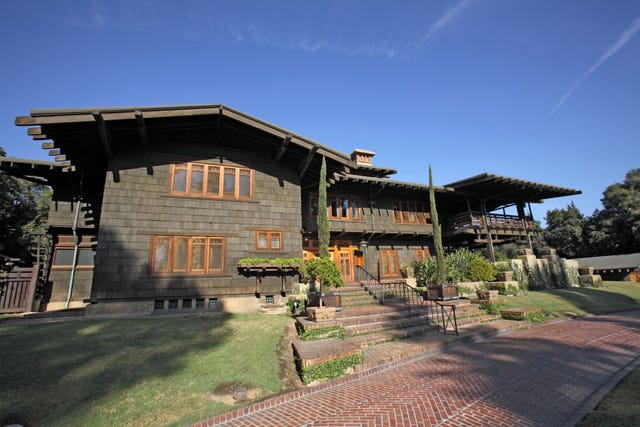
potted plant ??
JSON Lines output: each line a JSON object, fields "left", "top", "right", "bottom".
{"left": 400, "top": 262, "right": 415, "bottom": 279}
{"left": 494, "top": 261, "right": 514, "bottom": 281}
{"left": 299, "top": 257, "right": 344, "bottom": 321}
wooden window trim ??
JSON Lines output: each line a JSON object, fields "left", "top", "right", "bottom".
{"left": 170, "top": 162, "right": 253, "bottom": 201}
{"left": 150, "top": 235, "right": 226, "bottom": 275}
{"left": 255, "top": 230, "right": 283, "bottom": 251}
{"left": 415, "top": 248, "right": 431, "bottom": 262}
{"left": 51, "top": 234, "right": 96, "bottom": 270}
{"left": 328, "top": 196, "right": 363, "bottom": 222}
{"left": 392, "top": 202, "right": 431, "bottom": 225}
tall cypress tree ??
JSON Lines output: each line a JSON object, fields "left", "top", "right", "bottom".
{"left": 429, "top": 166, "right": 446, "bottom": 284}
{"left": 317, "top": 156, "right": 330, "bottom": 259}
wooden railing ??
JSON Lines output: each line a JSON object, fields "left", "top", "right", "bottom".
{"left": 354, "top": 266, "right": 458, "bottom": 335}
{"left": 445, "top": 211, "right": 536, "bottom": 233}
{"left": 0, "top": 265, "right": 39, "bottom": 313}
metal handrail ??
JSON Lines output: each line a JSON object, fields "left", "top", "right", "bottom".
{"left": 354, "top": 266, "right": 458, "bottom": 335}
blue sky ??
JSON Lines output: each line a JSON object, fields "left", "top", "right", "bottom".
{"left": 1, "top": 0, "right": 639, "bottom": 224}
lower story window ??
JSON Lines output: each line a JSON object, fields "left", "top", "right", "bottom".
{"left": 256, "top": 231, "right": 283, "bottom": 250}
{"left": 151, "top": 235, "right": 225, "bottom": 275}
{"left": 51, "top": 235, "right": 96, "bottom": 269}
{"left": 416, "top": 248, "right": 431, "bottom": 262}
{"left": 380, "top": 249, "right": 399, "bottom": 277}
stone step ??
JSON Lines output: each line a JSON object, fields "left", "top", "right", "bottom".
{"left": 344, "top": 315, "right": 428, "bottom": 336}
{"left": 339, "top": 309, "right": 423, "bottom": 327}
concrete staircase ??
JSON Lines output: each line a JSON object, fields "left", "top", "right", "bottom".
{"left": 293, "top": 282, "right": 523, "bottom": 370}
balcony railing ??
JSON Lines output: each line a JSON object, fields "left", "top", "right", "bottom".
{"left": 445, "top": 211, "right": 537, "bottom": 234}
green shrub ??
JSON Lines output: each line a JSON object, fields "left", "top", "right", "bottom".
{"left": 287, "top": 296, "right": 307, "bottom": 314}
{"left": 415, "top": 249, "right": 495, "bottom": 284}
{"left": 494, "top": 261, "right": 512, "bottom": 272}
{"left": 301, "top": 353, "right": 364, "bottom": 384}
{"left": 466, "top": 257, "right": 496, "bottom": 282}
{"left": 299, "top": 257, "right": 344, "bottom": 289}
{"left": 489, "top": 282, "right": 520, "bottom": 296}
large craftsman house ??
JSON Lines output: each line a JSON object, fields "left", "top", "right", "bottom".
{"left": 1, "top": 104, "right": 580, "bottom": 314}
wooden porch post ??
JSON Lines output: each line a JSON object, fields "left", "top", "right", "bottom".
{"left": 517, "top": 202, "right": 534, "bottom": 251}
{"left": 480, "top": 200, "right": 495, "bottom": 263}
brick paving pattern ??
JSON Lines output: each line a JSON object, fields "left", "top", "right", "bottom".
{"left": 194, "top": 311, "right": 640, "bottom": 426}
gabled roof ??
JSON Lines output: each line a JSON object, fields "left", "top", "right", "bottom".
{"left": 446, "top": 173, "right": 581, "bottom": 202}
{"left": 573, "top": 253, "right": 640, "bottom": 271}
{"left": 15, "top": 104, "right": 355, "bottom": 183}
{"left": 336, "top": 174, "right": 451, "bottom": 193}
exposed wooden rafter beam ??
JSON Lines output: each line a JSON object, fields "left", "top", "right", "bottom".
{"left": 274, "top": 134, "right": 292, "bottom": 162}
{"left": 298, "top": 146, "right": 319, "bottom": 179}
{"left": 92, "top": 112, "right": 113, "bottom": 159}
{"left": 41, "top": 142, "right": 55, "bottom": 149}
{"left": 134, "top": 110, "right": 149, "bottom": 145}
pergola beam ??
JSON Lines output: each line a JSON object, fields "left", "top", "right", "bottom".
{"left": 92, "top": 112, "right": 113, "bottom": 160}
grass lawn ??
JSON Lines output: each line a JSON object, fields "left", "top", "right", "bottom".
{"left": 0, "top": 313, "right": 291, "bottom": 427}
{"left": 502, "top": 281, "right": 640, "bottom": 318}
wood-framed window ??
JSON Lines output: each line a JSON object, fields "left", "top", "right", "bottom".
{"left": 151, "top": 235, "right": 225, "bottom": 275}
{"left": 170, "top": 162, "right": 253, "bottom": 200}
{"left": 256, "top": 231, "right": 283, "bottom": 251}
{"left": 328, "top": 196, "right": 363, "bottom": 221}
{"left": 51, "top": 235, "right": 96, "bottom": 269}
{"left": 392, "top": 202, "right": 430, "bottom": 224}
{"left": 415, "top": 248, "right": 431, "bottom": 262}
{"left": 380, "top": 249, "right": 399, "bottom": 277}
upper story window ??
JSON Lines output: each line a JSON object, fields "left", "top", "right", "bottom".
{"left": 329, "top": 197, "right": 363, "bottom": 221}
{"left": 393, "top": 202, "right": 430, "bottom": 224}
{"left": 151, "top": 235, "right": 225, "bottom": 275}
{"left": 256, "top": 231, "right": 283, "bottom": 251}
{"left": 171, "top": 162, "right": 253, "bottom": 200}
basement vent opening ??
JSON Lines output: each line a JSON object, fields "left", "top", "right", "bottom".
{"left": 154, "top": 300, "right": 164, "bottom": 310}
{"left": 265, "top": 295, "right": 274, "bottom": 304}
{"left": 196, "top": 298, "right": 205, "bottom": 308}
{"left": 209, "top": 298, "right": 218, "bottom": 308}
{"left": 182, "top": 299, "right": 192, "bottom": 309}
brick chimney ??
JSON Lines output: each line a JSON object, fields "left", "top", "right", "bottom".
{"left": 350, "top": 149, "right": 375, "bottom": 166}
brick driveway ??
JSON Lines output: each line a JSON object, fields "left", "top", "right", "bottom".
{"left": 195, "top": 311, "right": 640, "bottom": 426}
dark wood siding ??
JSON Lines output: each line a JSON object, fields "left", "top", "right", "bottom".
{"left": 91, "top": 141, "right": 302, "bottom": 301}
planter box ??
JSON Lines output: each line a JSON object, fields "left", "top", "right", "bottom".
{"left": 495, "top": 271, "right": 514, "bottom": 282}
{"left": 306, "top": 292, "right": 341, "bottom": 308}
{"left": 427, "top": 284, "right": 459, "bottom": 301}
{"left": 307, "top": 307, "right": 336, "bottom": 323}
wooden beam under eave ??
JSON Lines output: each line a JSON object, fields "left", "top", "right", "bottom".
{"left": 48, "top": 149, "right": 61, "bottom": 156}
{"left": 298, "top": 146, "right": 319, "bottom": 179}
{"left": 33, "top": 135, "right": 49, "bottom": 140}
{"left": 54, "top": 155, "right": 67, "bottom": 162}
{"left": 274, "top": 134, "right": 292, "bottom": 162}
{"left": 135, "top": 110, "right": 149, "bottom": 145}
{"left": 92, "top": 112, "right": 113, "bottom": 159}
{"left": 27, "top": 127, "right": 42, "bottom": 136}
{"left": 41, "top": 142, "right": 55, "bottom": 149}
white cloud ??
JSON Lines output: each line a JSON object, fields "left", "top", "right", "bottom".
{"left": 552, "top": 13, "right": 640, "bottom": 115}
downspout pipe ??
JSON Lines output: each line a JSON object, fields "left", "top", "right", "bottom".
{"left": 65, "top": 197, "right": 82, "bottom": 309}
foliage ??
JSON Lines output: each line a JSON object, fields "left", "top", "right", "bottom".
{"left": 488, "top": 282, "right": 520, "bottom": 296}
{"left": 428, "top": 166, "right": 446, "bottom": 284}
{"left": 0, "top": 313, "right": 291, "bottom": 426}
{"left": 500, "top": 309, "right": 545, "bottom": 323}
{"left": 0, "top": 146, "right": 52, "bottom": 263}
{"left": 301, "top": 353, "right": 364, "bottom": 384}
{"left": 0, "top": 258, "right": 15, "bottom": 297}
{"left": 317, "top": 156, "right": 330, "bottom": 259}
{"left": 494, "top": 243, "right": 522, "bottom": 261}
{"left": 237, "top": 257, "right": 301, "bottom": 267}
{"left": 494, "top": 261, "right": 512, "bottom": 272}
{"left": 299, "top": 257, "right": 344, "bottom": 289}
{"left": 456, "top": 284, "right": 475, "bottom": 297}
{"left": 287, "top": 295, "right": 307, "bottom": 315}
{"left": 543, "top": 168, "right": 640, "bottom": 257}
{"left": 299, "top": 325, "right": 345, "bottom": 341}
{"left": 414, "top": 248, "right": 495, "bottom": 285}
{"left": 543, "top": 202, "right": 584, "bottom": 258}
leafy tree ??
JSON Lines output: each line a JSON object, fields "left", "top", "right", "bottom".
{"left": 317, "top": 156, "right": 330, "bottom": 259}
{"left": 0, "top": 146, "right": 52, "bottom": 263}
{"left": 543, "top": 202, "right": 584, "bottom": 258}
{"left": 598, "top": 168, "right": 640, "bottom": 254}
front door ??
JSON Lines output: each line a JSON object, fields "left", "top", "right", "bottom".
{"left": 337, "top": 249, "right": 354, "bottom": 283}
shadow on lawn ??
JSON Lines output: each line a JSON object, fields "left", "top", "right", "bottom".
{"left": 0, "top": 302, "right": 234, "bottom": 426}
{"left": 543, "top": 286, "right": 640, "bottom": 315}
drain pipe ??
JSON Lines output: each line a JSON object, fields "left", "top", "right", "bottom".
{"left": 65, "top": 196, "right": 82, "bottom": 309}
